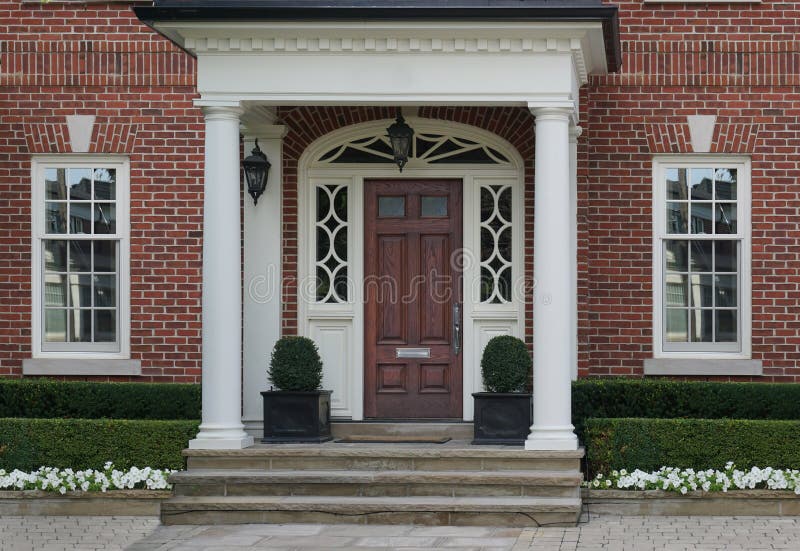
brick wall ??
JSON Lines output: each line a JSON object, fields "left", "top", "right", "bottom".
{"left": 4, "top": 0, "right": 800, "bottom": 383}
{"left": 0, "top": 1, "right": 203, "bottom": 381}
{"left": 583, "top": 0, "right": 800, "bottom": 379}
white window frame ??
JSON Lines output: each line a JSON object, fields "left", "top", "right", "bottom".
{"left": 652, "top": 155, "right": 752, "bottom": 360}
{"left": 31, "top": 155, "right": 131, "bottom": 360}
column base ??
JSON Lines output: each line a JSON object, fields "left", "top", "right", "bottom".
{"left": 525, "top": 425, "right": 579, "bottom": 451}
{"left": 189, "top": 425, "right": 254, "bottom": 450}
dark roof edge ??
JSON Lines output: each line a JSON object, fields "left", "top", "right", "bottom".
{"left": 133, "top": 5, "right": 621, "bottom": 72}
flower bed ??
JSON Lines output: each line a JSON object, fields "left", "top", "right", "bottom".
{"left": 587, "top": 463, "right": 800, "bottom": 495}
{"left": 0, "top": 463, "right": 174, "bottom": 494}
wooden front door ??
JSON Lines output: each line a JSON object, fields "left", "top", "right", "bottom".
{"left": 364, "top": 179, "right": 463, "bottom": 419}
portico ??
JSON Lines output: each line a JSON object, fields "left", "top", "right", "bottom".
{"left": 135, "top": 1, "right": 620, "bottom": 452}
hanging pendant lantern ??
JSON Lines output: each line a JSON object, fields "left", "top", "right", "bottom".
{"left": 386, "top": 110, "right": 414, "bottom": 172}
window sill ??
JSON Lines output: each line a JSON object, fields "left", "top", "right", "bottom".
{"left": 644, "top": 358, "right": 762, "bottom": 376}
{"left": 23, "top": 358, "right": 141, "bottom": 376}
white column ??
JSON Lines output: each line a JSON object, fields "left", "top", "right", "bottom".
{"left": 526, "top": 106, "right": 579, "bottom": 451}
{"left": 242, "top": 125, "right": 286, "bottom": 438}
{"left": 569, "top": 126, "right": 582, "bottom": 381}
{"left": 189, "top": 104, "right": 254, "bottom": 450}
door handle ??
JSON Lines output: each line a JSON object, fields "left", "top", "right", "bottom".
{"left": 453, "top": 303, "right": 462, "bottom": 356}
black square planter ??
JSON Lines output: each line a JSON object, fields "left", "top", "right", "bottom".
{"left": 472, "top": 392, "right": 532, "bottom": 445}
{"left": 261, "top": 390, "right": 333, "bottom": 443}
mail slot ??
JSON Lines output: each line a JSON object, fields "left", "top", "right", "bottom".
{"left": 396, "top": 348, "right": 431, "bottom": 359}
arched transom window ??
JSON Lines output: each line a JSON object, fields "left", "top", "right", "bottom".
{"left": 317, "top": 131, "right": 512, "bottom": 166}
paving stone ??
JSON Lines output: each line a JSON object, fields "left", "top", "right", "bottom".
{"left": 7, "top": 514, "right": 800, "bottom": 549}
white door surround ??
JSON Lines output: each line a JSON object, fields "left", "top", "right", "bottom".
{"left": 139, "top": 15, "right": 611, "bottom": 450}
{"left": 296, "top": 118, "right": 526, "bottom": 421}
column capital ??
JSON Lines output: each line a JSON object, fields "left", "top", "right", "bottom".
{"left": 197, "top": 101, "right": 243, "bottom": 122}
{"left": 528, "top": 104, "right": 575, "bottom": 121}
{"left": 201, "top": 106, "right": 244, "bottom": 122}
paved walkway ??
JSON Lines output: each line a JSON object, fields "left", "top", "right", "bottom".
{"left": 521, "top": 515, "right": 800, "bottom": 550}
{"left": 3, "top": 514, "right": 800, "bottom": 550}
{"left": 0, "top": 516, "right": 160, "bottom": 551}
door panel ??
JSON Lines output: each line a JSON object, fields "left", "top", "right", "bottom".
{"left": 377, "top": 235, "right": 407, "bottom": 343}
{"left": 419, "top": 234, "right": 450, "bottom": 343}
{"left": 364, "top": 179, "right": 463, "bottom": 419}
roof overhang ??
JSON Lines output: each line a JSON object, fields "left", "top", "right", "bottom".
{"left": 135, "top": 1, "right": 621, "bottom": 72}
{"left": 134, "top": 1, "right": 620, "bottom": 112}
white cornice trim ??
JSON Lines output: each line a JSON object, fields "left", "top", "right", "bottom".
{"left": 156, "top": 20, "right": 607, "bottom": 81}
{"left": 186, "top": 36, "right": 590, "bottom": 84}
{"left": 187, "top": 35, "right": 579, "bottom": 54}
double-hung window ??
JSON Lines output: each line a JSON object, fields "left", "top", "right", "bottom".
{"left": 653, "top": 157, "right": 751, "bottom": 359}
{"left": 31, "top": 156, "right": 130, "bottom": 359}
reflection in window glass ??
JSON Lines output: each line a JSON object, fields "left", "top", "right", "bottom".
{"left": 666, "top": 168, "right": 687, "bottom": 200}
{"left": 659, "top": 163, "right": 744, "bottom": 351}
{"left": 714, "top": 168, "right": 737, "bottom": 200}
{"left": 666, "top": 309, "right": 688, "bottom": 342}
{"left": 68, "top": 168, "right": 93, "bottom": 201}
{"left": 667, "top": 203, "right": 688, "bottom": 234}
{"left": 690, "top": 309, "right": 714, "bottom": 343}
{"left": 39, "top": 164, "right": 122, "bottom": 351}
{"left": 690, "top": 168, "right": 714, "bottom": 200}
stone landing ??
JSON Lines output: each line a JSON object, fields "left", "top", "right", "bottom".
{"left": 162, "top": 442, "right": 584, "bottom": 527}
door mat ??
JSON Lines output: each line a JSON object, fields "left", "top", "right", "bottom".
{"left": 335, "top": 436, "right": 452, "bottom": 444}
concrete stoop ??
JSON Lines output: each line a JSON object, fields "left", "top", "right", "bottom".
{"left": 162, "top": 444, "right": 585, "bottom": 527}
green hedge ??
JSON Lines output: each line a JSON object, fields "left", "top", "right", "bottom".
{"left": 572, "top": 379, "right": 800, "bottom": 442}
{"left": 586, "top": 417, "right": 800, "bottom": 475}
{"left": 0, "top": 379, "right": 200, "bottom": 420}
{"left": 0, "top": 418, "right": 199, "bottom": 470}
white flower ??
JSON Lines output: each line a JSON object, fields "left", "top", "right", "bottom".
{"left": 585, "top": 464, "right": 800, "bottom": 495}
{"left": 0, "top": 464, "right": 172, "bottom": 493}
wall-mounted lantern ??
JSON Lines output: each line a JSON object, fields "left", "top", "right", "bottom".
{"left": 243, "top": 139, "right": 271, "bottom": 205}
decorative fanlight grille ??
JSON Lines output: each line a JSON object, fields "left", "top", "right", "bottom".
{"left": 317, "top": 132, "right": 510, "bottom": 166}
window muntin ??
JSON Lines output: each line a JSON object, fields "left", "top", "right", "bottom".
{"left": 655, "top": 159, "right": 749, "bottom": 356}
{"left": 33, "top": 159, "right": 128, "bottom": 356}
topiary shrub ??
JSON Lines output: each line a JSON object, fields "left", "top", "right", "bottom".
{"left": 268, "top": 336, "right": 324, "bottom": 391}
{"left": 480, "top": 335, "right": 531, "bottom": 393}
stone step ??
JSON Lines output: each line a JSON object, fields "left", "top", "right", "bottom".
{"left": 331, "top": 421, "right": 473, "bottom": 440}
{"left": 160, "top": 495, "right": 582, "bottom": 527}
{"left": 170, "top": 469, "right": 582, "bottom": 498}
{"left": 185, "top": 444, "right": 583, "bottom": 472}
